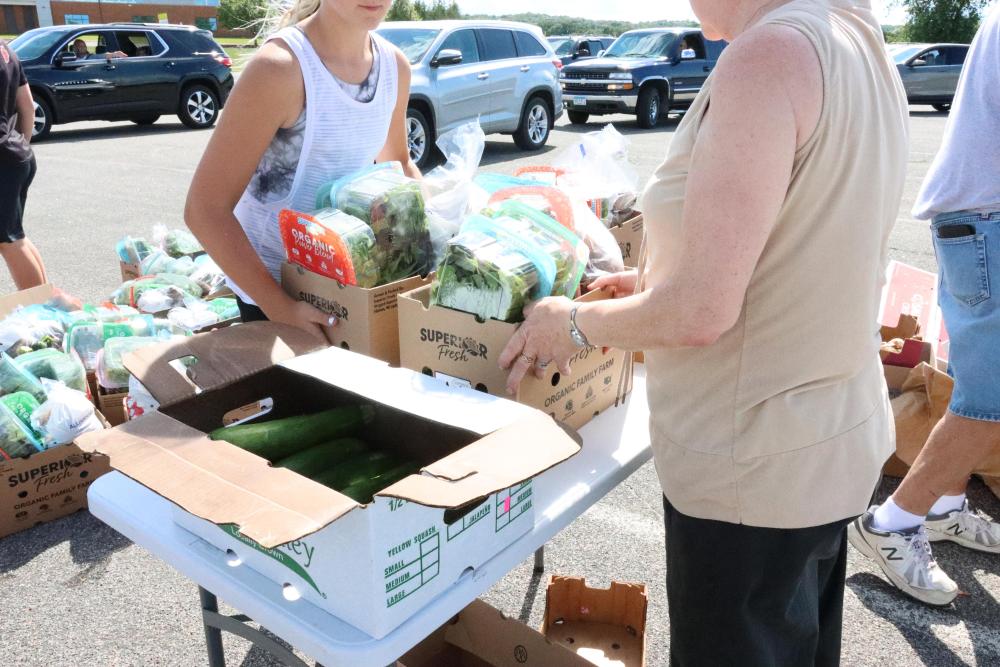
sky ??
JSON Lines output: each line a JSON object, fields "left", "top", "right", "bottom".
{"left": 457, "top": 1, "right": 909, "bottom": 25}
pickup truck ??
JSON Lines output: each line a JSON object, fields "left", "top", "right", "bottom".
{"left": 559, "top": 28, "right": 727, "bottom": 128}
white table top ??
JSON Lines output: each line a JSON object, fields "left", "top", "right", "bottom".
{"left": 87, "top": 368, "right": 652, "bottom": 667}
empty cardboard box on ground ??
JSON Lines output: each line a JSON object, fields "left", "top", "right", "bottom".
{"left": 397, "top": 286, "right": 632, "bottom": 430}
{"left": 397, "top": 599, "right": 597, "bottom": 667}
{"left": 79, "top": 323, "right": 582, "bottom": 638}
{"left": 0, "top": 284, "right": 111, "bottom": 539}
{"left": 282, "top": 261, "right": 431, "bottom": 365}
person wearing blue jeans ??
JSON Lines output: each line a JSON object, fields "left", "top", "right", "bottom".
{"left": 849, "top": 5, "right": 1000, "bottom": 606}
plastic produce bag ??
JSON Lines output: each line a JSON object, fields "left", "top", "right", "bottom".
{"left": 189, "top": 255, "right": 228, "bottom": 296}
{"left": 111, "top": 274, "right": 206, "bottom": 308}
{"left": 279, "top": 208, "right": 380, "bottom": 287}
{"left": 64, "top": 315, "right": 161, "bottom": 370}
{"left": 116, "top": 236, "right": 155, "bottom": 265}
{"left": 0, "top": 305, "right": 67, "bottom": 356}
{"left": 31, "top": 380, "right": 105, "bottom": 447}
{"left": 13, "top": 348, "right": 87, "bottom": 394}
{"left": 0, "top": 352, "right": 47, "bottom": 401}
{"left": 422, "top": 122, "right": 487, "bottom": 262}
{"left": 488, "top": 186, "right": 576, "bottom": 232}
{"left": 0, "top": 391, "right": 44, "bottom": 458}
{"left": 96, "top": 336, "right": 168, "bottom": 390}
{"left": 137, "top": 286, "right": 190, "bottom": 314}
{"left": 140, "top": 250, "right": 197, "bottom": 278}
{"left": 167, "top": 296, "right": 239, "bottom": 332}
{"left": 153, "top": 224, "right": 204, "bottom": 258}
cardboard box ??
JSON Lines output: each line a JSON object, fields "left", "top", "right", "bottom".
{"left": 608, "top": 214, "right": 643, "bottom": 269}
{"left": 120, "top": 260, "right": 141, "bottom": 283}
{"left": 282, "top": 261, "right": 431, "bottom": 365}
{"left": 0, "top": 283, "right": 57, "bottom": 318}
{"left": 397, "top": 286, "right": 632, "bottom": 430}
{"left": 542, "top": 576, "right": 647, "bottom": 667}
{"left": 398, "top": 599, "right": 595, "bottom": 667}
{"left": 79, "top": 323, "right": 582, "bottom": 638}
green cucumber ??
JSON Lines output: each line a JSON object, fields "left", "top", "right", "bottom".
{"left": 209, "top": 405, "right": 374, "bottom": 461}
{"left": 275, "top": 438, "right": 368, "bottom": 478}
{"left": 311, "top": 451, "right": 397, "bottom": 491}
{"left": 339, "top": 462, "right": 420, "bottom": 504}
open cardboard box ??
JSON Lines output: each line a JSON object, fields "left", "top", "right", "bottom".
{"left": 78, "top": 323, "right": 582, "bottom": 638}
{"left": 397, "top": 286, "right": 632, "bottom": 430}
{"left": 398, "top": 599, "right": 597, "bottom": 667}
{"left": 0, "top": 284, "right": 112, "bottom": 539}
{"left": 542, "top": 577, "right": 647, "bottom": 667}
{"left": 608, "top": 213, "right": 643, "bottom": 269}
{"left": 282, "top": 261, "right": 431, "bottom": 365}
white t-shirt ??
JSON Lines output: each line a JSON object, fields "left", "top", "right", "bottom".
{"left": 913, "top": 5, "right": 1000, "bottom": 220}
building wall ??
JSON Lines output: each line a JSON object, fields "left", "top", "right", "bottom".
{"left": 49, "top": 2, "right": 218, "bottom": 29}
{"left": 1, "top": 2, "right": 39, "bottom": 33}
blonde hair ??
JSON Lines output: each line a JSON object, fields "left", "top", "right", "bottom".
{"left": 254, "top": 0, "right": 320, "bottom": 37}
{"left": 278, "top": 0, "right": 321, "bottom": 28}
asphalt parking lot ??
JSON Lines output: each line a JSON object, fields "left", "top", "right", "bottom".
{"left": 1, "top": 109, "right": 997, "bottom": 667}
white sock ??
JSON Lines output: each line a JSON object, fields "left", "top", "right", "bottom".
{"left": 872, "top": 497, "right": 925, "bottom": 533}
{"left": 929, "top": 493, "right": 966, "bottom": 516}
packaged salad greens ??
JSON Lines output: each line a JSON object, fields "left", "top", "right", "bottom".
{"left": 111, "top": 274, "right": 206, "bottom": 308}
{"left": 0, "top": 393, "right": 44, "bottom": 458}
{"left": 13, "top": 348, "right": 87, "bottom": 394}
{"left": 0, "top": 352, "right": 48, "bottom": 401}
{"left": 279, "top": 208, "right": 380, "bottom": 287}
{"left": 153, "top": 225, "right": 204, "bottom": 258}
{"left": 96, "top": 336, "right": 167, "bottom": 390}
{"left": 64, "top": 315, "right": 164, "bottom": 370}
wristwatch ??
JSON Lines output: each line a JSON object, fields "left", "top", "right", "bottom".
{"left": 569, "top": 306, "right": 591, "bottom": 348}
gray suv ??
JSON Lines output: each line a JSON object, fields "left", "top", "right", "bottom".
{"left": 377, "top": 20, "right": 563, "bottom": 168}
{"left": 890, "top": 42, "right": 970, "bottom": 112}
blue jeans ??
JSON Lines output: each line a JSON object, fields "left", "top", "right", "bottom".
{"left": 931, "top": 210, "right": 1000, "bottom": 422}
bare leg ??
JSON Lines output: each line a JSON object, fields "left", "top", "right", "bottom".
{"left": 0, "top": 238, "right": 48, "bottom": 290}
{"left": 892, "top": 411, "right": 1000, "bottom": 516}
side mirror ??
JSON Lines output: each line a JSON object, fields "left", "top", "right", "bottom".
{"left": 55, "top": 52, "right": 78, "bottom": 67}
{"left": 680, "top": 48, "right": 697, "bottom": 60}
{"left": 431, "top": 49, "right": 463, "bottom": 68}
{"left": 909, "top": 58, "right": 927, "bottom": 67}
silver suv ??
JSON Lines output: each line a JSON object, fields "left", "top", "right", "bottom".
{"left": 377, "top": 20, "right": 563, "bottom": 168}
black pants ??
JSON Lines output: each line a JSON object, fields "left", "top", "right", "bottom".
{"left": 664, "top": 496, "right": 850, "bottom": 667}
{"left": 236, "top": 296, "right": 268, "bottom": 323}
{"left": 0, "top": 156, "right": 36, "bottom": 243}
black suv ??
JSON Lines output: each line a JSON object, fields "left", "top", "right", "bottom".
{"left": 10, "top": 23, "right": 235, "bottom": 139}
{"left": 559, "top": 28, "right": 726, "bottom": 128}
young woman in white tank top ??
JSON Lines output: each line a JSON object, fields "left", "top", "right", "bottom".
{"left": 184, "top": 0, "right": 417, "bottom": 341}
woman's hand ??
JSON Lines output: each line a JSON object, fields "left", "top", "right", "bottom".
{"left": 588, "top": 269, "right": 639, "bottom": 298}
{"left": 499, "top": 297, "right": 578, "bottom": 395}
{"left": 263, "top": 297, "right": 337, "bottom": 345}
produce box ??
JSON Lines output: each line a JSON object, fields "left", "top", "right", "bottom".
{"left": 880, "top": 314, "right": 933, "bottom": 478}
{"left": 608, "top": 214, "right": 643, "bottom": 269}
{"left": 0, "top": 283, "right": 58, "bottom": 318}
{"left": 79, "top": 323, "right": 581, "bottom": 638}
{"left": 542, "top": 577, "right": 647, "bottom": 667}
{"left": 398, "top": 286, "right": 632, "bottom": 430}
{"left": 397, "top": 599, "right": 595, "bottom": 667}
{"left": 120, "top": 260, "right": 141, "bottom": 283}
{"left": 282, "top": 261, "right": 431, "bottom": 365}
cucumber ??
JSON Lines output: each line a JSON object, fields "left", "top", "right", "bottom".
{"left": 339, "top": 462, "right": 420, "bottom": 504}
{"left": 275, "top": 438, "right": 368, "bottom": 478}
{"left": 311, "top": 451, "right": 398, "bottom": 491}
{"left": 209, "top": 405, "right": 374, "bottom": 461}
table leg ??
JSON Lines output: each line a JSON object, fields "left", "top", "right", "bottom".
{"left": 533, "top": 546, "right": 545, "bottom": 573}
{"left": 199, "top": 587, "right": 227, "bottom": 667}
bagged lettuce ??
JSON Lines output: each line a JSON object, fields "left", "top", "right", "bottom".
{"left": 13, "top": 348, "right": 87, "bottom": 394}
{"left": 116, "top": 236, "right": 155, "bottom": 265}
{"left": 0, "top": 352, "right": 47, "bottom": 401}
{"left": 153, "top": 225, "right": 204, "bottom": 258}
{"left": 111, "top": 274, "right": 206, "bottom": 308}
{"left": 0, "top": 392, "right": 44, "bottom": 458}
{"left": 279, "top": 208, "right": 380, "bottom": 287}
{"left": 96, "top": 336, "right": 168, "bottom": 390}
{"left": 0, "top": 304, "right": 68, "bottom": 356}
{"left": 65, "top": 315, "right": 165, "bottom": 370}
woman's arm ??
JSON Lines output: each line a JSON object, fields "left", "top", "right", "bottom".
{"left": 15, "top": 84, "right": 33, "bottom": 142}
{"left": 377, "top": 48, "right": 421, "bottom": 179}
{"left": 184, "top": 41, "right": 332, "bottom": 339}
{"left": 501, "top": 25, "right": 822, "bottom": 390}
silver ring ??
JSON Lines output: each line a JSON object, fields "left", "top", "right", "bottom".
{"left": 520, "top": 353, "right": 537, "bottom": 365}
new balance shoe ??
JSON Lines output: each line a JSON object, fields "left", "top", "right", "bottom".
{"left": 925, "top": 500, "right": 1000, "bottom": 554}
{"left": 848, "top": 509, "right": 958, "bottom": 606}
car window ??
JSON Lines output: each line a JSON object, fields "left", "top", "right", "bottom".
{"left": 915, "top": 48, "right": 943, "bottom": 65}
{"left": 602, "top": 39, "right": 616, "bottom": 51}
{"left": 945, "top": 46, "right": 969, "bottom": 66}
{"left": 10, "top": 29, "right": 65, "bottom": 61}
{"left": 377, "top": 27, "right": 441, "bottom": 63}
{"left": 437, "top": 29, "right": 479, "bottom": 64}
{"left": 479, "top": 29, "right": 518, "bottom": 62}
{"left": 115, "top": 31, "right": 164, "bottom": 57}
{"left": 60, "top": 32, "right": 110, "bottom": 60}
{"left": 586, "top": 40, "right": 603, "bottom": 55}
{"left": 679, "top": 34, "right": 706, "bottom": 59}
{"left": 889, "top": 45, "right": 924, "bottom": 63}
{"left": 604, "top": 32, "right": 676, "bottom": 59}
{"left": 549, "top": 38, "right": 574, "bottom": 56}
{"left": 514, "top": 31, "right": 547, "bottom": 58}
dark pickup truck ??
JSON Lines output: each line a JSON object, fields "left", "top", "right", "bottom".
{"left": 559, "top": 28, "right": 727, "bottom": 128}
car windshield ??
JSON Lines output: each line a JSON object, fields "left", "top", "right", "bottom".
{"left": 603, "top": 32, "right": 676, "bottom": 59}
{"left": 376, "top": 28, "right": 441, "bottom": 63}
{"left": 548, "top": 38, "right": 575, "bottom": 56}
{"left": 9, "top": 29, "right": 67, "bottom": 61}
{"left": 889, "top": 45, "right": 925, "bottom": 63}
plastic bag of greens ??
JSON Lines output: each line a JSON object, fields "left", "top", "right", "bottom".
{"left": 279, "top": 208, "right": 380, "bottom": 287}
{"left": 321, "top": 163, "right": 433, "bottom": 283}
{"left": 111, "top": 274, "right": 206, "bottom": 308}
{"left": 13, "top": 348, "right": 87, "bottom": 394}
{"left": 167, "top": 296, "right": 238, "bottom": 332}
{"left": 488, "top": 186, "right": 576, "bottom": 233}
{"left": 137, "top": 286, "right": 190, "bottom": 314}
{"left": 153, "top": 225, "right": 204, "bottom": 258}
{"left": 140, "top": 250, "right": 197, "bottom": 277}
{"left": 476, "top": 202, "right": 588, "bottom": 299}
{"left": 66, "top": 305, "right": 141, "bottom": 326}
{"left": 116, "top": 236, "right": 155, "bottom": 265}
{"left": 0, "top": 311, "right": 64, "bottom": 357}
{"left": 64, "top": 315, "right": 159, "bottom": 370}
{"left": 96, "top": 336, "right": 167, "bottom": 390}
{"left": 189, "top": 255, "right": 228, "bottom": 296}
{"left": 3, "top": 390, "right": 44, "bottom": 439}
{"left": 422, "top": 122, "right": 487, "bottom": 263}
{"left": 0, "top": 352, "right": 48, "bottom": 401}
{"left": 0, "top": 391, "right": 44, "bottom": 458}
{"left": 473, "top": 173, "right": 541, "bottom": 196}
{"left": 31, "top": 379, "right": 104, "bottom": 447}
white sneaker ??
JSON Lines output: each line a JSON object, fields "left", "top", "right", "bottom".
{"left": 925, "top": 500, "right": 1000, "bottom": 553}
{"left": 848, "top": 509, "right": 959, "bottom": 606}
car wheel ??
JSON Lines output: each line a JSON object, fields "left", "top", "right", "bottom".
{"left": 32, "top": 97, "right": 52, "bottom": 141}
{"left": 131, "top": 115, "right": 161, "bottom": 126}
{"left": 513, "top": 96, "right": 551, "bottom": 151}
{"left": 568, "top": 110, "right": 590, "bottom": 125}
{"left": 178, "top": 85, "right": 219, "bottom": 129}
{"left": 932, "top": 103, "right": 951, "bottom": 113}
{"left": 406, "top": 107, "right": 433, "bottom": 170}
{"left": 636, "top": 87, "right": 663, "bottom": 129}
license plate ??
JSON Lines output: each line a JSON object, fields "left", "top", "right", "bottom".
{"left": 573, "top": 96, "right": 587, "bottom": 107}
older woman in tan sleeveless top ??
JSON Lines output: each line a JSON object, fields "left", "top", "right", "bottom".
{"left": 501, "top": 0, "right": 908, "bottom": 663}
